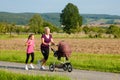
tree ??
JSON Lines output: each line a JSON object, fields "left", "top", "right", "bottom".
{"left": 107, "top": 25, "right": 120, "bottom": 38}
{"left": 43, "top": 21, "right": 60, "bottom": 33}
{"left": 15, "top": 26, "right": 23, "bottom": 35}
{"left": 8, "top": 23, "right": 15, "bottom": 36}
{"left": 83, "top": 26, "right": 90, "bottom": 34}
{"left": 29, "top": 14, "right": 43, "bottom": 34}
{"left": 60, "top": 3, "right": 82, "bottom": 34}
{"left": 0, "top": 22, "right": 7, "bottom": 34}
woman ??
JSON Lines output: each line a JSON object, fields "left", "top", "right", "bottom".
{"left": 39, "top": 27, "right": 55, "bottom": 70}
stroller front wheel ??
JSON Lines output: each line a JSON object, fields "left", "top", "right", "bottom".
{"left": 49, "top": 63, "right": 55, "bottom": 72}
{"left": 67, "top": 63, "right": 72, "bottom": 72}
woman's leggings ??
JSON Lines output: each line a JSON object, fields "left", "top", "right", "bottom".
{"left": 25, "top": 52, "right": 34, "bottom": 64}
{"left": 41, "top": 48, "right": 49, "bottom": 61}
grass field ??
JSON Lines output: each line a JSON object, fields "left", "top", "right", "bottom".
{"left": 0, "top": 50, "right": 120, "bottom": 73}
{"left": 0, "top": 69, "right": 70, "bottom": 80}
{"left": 0, "top": 33, "right": 88, "bottom": 39}
{"left": 72, "top": 53, "right": 120, "bottom": 73}
{"left": 0, "top": 34, "right": 120, "bottom": 73}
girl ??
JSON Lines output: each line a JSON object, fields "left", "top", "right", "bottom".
{"left": 38, "top": 27, "right": 55, "bottom": 70}
{"left": 25, "top": 34, "right": 35, "bottom": 70}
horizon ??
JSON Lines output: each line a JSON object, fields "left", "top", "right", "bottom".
{"left": 0, "top": 11, "right": 120, "bottom": 16}
{"left": 0, "top": 0, "right": 120, "bottom": 16}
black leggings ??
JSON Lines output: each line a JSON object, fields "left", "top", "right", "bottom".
{"left": 25, "top": 52, "right": 34, "bottom": 64}
{"left": 41, "top": 48, "right": 49, "bottom": 60}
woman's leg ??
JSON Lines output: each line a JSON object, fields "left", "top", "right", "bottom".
{"left": 41, "top": 48, "right": 49, "bottom": 69}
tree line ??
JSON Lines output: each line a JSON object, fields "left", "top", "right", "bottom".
{"left": 1, "top": 21, "right": 120, "bottom": 38}
{"left": 0, "top": 14, "right": 59, "bottom": 35}
{"left": 83, "top": 25, "right": 120, "bottom": 38}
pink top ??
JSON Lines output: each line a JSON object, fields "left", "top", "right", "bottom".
{"left": 26, "top": 39, "right": 34, "bottom": 54}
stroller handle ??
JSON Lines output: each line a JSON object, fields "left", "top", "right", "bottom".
{"left": 49, "top": 44, "right": 58, "bottom": 53}
{"left": 49, "top": 44, "right": 58, "bottom": 50}
{"left": 51, "top": 48, "right": 55, "bottom": 52}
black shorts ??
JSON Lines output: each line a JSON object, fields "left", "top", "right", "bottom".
{"left": 41, "top": 48, "right": 49, "bottom": 60}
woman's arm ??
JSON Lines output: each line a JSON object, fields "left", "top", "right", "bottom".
{"left": 41, "top": 38, "right": 49, "bottom": 45}
{"left": 51, "top": 38, "right": 55, "bottom": 45}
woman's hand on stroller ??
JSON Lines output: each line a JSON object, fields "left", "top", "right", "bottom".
{"left": 49, "top": 42, "right": 58, "bottom": 46}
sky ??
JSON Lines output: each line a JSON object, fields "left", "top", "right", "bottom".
{"left": 0, "top": 0, "right": 120, "bottom": 15}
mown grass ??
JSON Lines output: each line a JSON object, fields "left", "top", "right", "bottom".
{"left": 0, "top": 34, "right": 41, "bottom": 39}
{"left": 0, "top": 50, "right": 120, "bottom": 73}
{"left": 0, "top": 33, "right": 88, "bottom": 39}
{"left": 0, "top": 69, "right": 70, "bottom": 80}
{"left": 72, "top": 53, "right": 120, "bottom": 73}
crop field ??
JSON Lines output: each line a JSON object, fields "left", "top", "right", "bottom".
{"left": 0, "top": 34, "right": 120, "bottom": 54}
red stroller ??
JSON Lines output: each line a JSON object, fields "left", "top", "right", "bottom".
{"left": 49, "top": 41, "right": 73, "bottom": 72}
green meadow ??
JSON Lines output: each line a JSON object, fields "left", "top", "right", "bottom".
{"left": 0, "top": 50, "right": 120, "bottom": 73}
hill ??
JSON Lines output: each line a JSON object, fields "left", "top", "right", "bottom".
{"left": 82, "top": 14, "right": 120, "bottom": 25}
{"left": 0, "top": 12, "right": 120, "bottom": 26}
{"left": 0, "top": 12, "right": 60, "bottom": 26}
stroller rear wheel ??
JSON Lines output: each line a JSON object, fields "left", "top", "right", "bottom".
{"left": 49, "top": 63, "right": 55, "bottom": 72}
{"left": 63, "top": 64, "right": 68, "bottom": 71}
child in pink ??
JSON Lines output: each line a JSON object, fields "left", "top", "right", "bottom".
{"left": 25, "top": 34, "right": 35, "bottom": 70}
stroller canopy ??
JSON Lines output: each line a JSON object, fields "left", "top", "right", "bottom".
{"left": 58, "top": 41, "right": 72, "bottom": 57}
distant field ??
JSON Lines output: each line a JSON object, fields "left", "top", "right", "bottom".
{"left": 0, "top": 34, "right": 120, "bottom": 54}
{"left": 0, "top": 33, "right": 87, "bottom": 39}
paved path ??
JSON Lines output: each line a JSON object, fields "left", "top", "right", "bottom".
{"left": 0, "top": 61, "right": 120, "bottom": 80}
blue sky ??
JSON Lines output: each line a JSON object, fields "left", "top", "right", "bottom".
{"left": 0, "top": 0, "right": 120, "bottom": 15}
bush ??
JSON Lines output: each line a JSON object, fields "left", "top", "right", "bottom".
{"left": 107, "top": 25, "right": 120, "bottom": 38}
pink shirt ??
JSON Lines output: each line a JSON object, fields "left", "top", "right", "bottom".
{"left": 26, "top": 39, "right": 34, "bottom": 54}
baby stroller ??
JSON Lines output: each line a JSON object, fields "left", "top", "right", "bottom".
{"left": 49, "top": 41, "right": 73, "bottom": 72}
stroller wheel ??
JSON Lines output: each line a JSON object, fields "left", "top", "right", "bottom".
{"left": 63, "top": 64, "right": 68, "bottom": 71}
{"left": 49, "top": 63, "right": 55, "bottom": 72}
{"left": 67, "top": 63, "right": 72, "bottom": 72}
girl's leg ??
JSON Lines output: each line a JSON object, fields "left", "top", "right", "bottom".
{"left": 25, "top": 53, "right": 30, "bottom": 64}
{"left": 25, "top": 53, "right": 30, "bottom": 70}
{"left": 30, "top": 52, "right": 34, "bottom": 69}
{"left": 30, "top": 52, "right": 34, "bottom": 63}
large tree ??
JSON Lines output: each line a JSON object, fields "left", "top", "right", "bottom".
{"left": 29, "top": 14, "right": 43, "bottom": 34}
{"left": 60, "top": 3, "right": 82, "bottom": 34}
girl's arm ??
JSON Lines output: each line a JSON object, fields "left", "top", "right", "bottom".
{"left": 25, "top": 40, "right": 32, "bottom": 46}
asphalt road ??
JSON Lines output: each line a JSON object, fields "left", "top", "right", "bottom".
{"left": 0, "top": 61, "right": 120, "bottom": 80}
